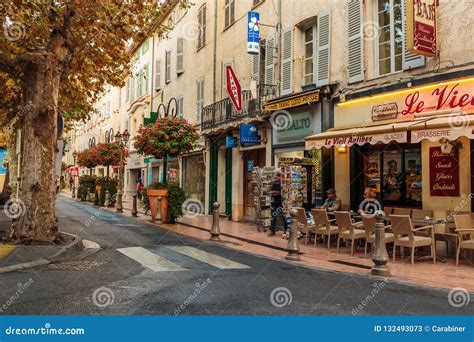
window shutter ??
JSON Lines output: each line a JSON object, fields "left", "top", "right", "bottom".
{"left": 126, "top": 79, "right": 130, "bottom": 101}
{"left": 155, "top": 59, "right": 161, "bottom": 90}
{"left": 131, "top": 76, "right": 135, "bottom": 102}
{"left": 165, "top": 51, "right": 171, "bottom": 83}
{"left": 265, "top": 37, "right": 274, "bottom": 86}
{"left": 138, "top": 67, "right": 143, "bottom": 97}
{"left": 316, "top": 10, "right": 331, "bottom": 87}
{"left": 281, "top": 28, "right": 293, "bottom": 95}
{"left": 347, "top": 0, "right": 364, "bottom": 83}
{"left": 251, "top": 53, "right": 260, "bottom": 82}
{"left": 145, "top": 63, "right": 149, "bottom": 93}
{"left": 402, "top": 1, "right": 425, "bottom": 70}
{"left": 177, "top": 38, "right": 184, "bottom": 74}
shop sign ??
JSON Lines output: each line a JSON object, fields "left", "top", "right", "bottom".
{"left": 371, "top": 103, "right": 398, "bottom": 121}
{"left": 406, "top": 0, "right": 437, "bottom": 57}
{"left": 247, "top": 12, "right": 260, "bottom": 55}
{"left": 429, "top": 147, "right": 459, "bottom": 197}
{"left": 305, "top": 131, "right": 407, "bottom": 150}
{"left": 226, "top": 65, "right": 242, "bottom": 111}
{"left": 264, "top": 91, "right": 319, "bottom": 111}
{"left": 0, "top": 148, "right": 7, "bottom": 175}
{"left": 69, "top": 166, "right": 79, "bottom": 177}
{"left": 226, "top": 136, "right": 238, "bottom": 148}
{"left": 240, "top": 124, "right": 261, "bottom": 147}
{"left": 403, "top": 82, "right": 474, "bottom": 116}
{"left": 411, "top": 127, "right": 474, "bottom": 143}
{"left": 275, "top": 111, "right": 313, "bottom": 142}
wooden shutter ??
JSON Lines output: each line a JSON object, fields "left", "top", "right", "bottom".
{"left": 126, "top": 79, "right": 130, "bottom": 101}
{"left": 265, "top": 37, "right": 274, "bottom": 86}
{"left": 281, "top": 28, "right": 293, "bottom": 95}
{"left": 347, "top": 0, "right": 364, "bottom": 83}
{"left": 154, "top": 59, "right": 161, "bottom": 90}
{"left": 402, "top": 1, "right": 424, "bottom": 70}
{"left": 138, "top": 67, "right": 143, "bottom": 97}
{"left": 316, "top": 10, "right": 331, "bottom": 87}
{"left": 145, "top": 62, "right": 149, "bottom": 93}
{"left": 177, "top": 38, "right": 184, "bottom": 74}
{"left": 251, "top": 53, "right": 260, "bottom": 82}
{"left": 165, "top": 51, "right": 171, "bottom": 83}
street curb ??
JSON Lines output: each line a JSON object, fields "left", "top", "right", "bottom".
{"left": 0, "top": 232, "right": 84, "bottom": 274}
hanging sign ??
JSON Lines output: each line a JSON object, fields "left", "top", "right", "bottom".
{"left": 429, "top": 147, "right": 459, "bottom": 197}
{"left": 240, "top": 124, "right": 261, "bottom": 147}
{"left": 226, "top": 65, "right": 242, "bottom": 111}
{"left": 247, "top": 12, "right": 260, "bottom": 55}
{"left": 226, "top": 136, "right": 238, "bottom": 148}
{"left": 406, "top": 0, "right": 437, "bottom": 57}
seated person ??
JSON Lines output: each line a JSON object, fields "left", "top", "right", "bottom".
{"left": 358, "top": 188, "right": 378, "bottom": 215}
{"left": 320, "top": 188, "right": 342, "bottom": 213}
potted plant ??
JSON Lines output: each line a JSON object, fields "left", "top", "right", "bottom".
{"left": 141, "top": 182, "right": 185, "bottom": 223}
{"left": 77, "top": 175, "right": 97, "bottom": 201}
{"left": 96, "top": 176, "right": 118, "bottom": 207}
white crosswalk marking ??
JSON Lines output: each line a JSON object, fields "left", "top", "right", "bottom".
{"left": 117, "top": 247, "right": 187, "bottom": 272}
{"left": 168, "top": 246, "right": 249, "bottom": 270}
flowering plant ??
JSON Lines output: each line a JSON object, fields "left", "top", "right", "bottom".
{"left": 133, "top": 116, "right": 200, "bottom": 158}
{"left": 92, "top": 142, "right": 129, "bottom": 166}
{"left": 76, "top": 149, "right": 98, "bottom": 168}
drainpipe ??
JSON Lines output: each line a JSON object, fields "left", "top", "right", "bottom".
{"left": 213, "top": 0, "right": 218, "bottom": 103}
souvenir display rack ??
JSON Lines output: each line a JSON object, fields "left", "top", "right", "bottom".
{"left": 279, "top": 163, "right": 308, "bottom": 213}
{"left": 251, "top": 166, "right": 275, "bottom": 231}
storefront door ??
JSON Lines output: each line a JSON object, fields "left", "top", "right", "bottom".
{"left": 243, "top": 148, "right": 266, "bottom": 219}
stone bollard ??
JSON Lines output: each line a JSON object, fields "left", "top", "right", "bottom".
{"left": 116, "top": 191, "right": 123, "bottom": 212}
{"left": 209, "top": 202, "right": 221, "bottom": 241}
{"left": 105, "top": 190, "right": 110, "bottom": 207}
{"left": 371, "top": 210, "right": 390, "bottom": 277}
{"left": 156, "top": 196, "right": 162, "bottom": 223}
{"left": 286, "top": 209, "right": 301, "bottom": 261}
{"left": 131, "top": 194, "right": 138, "bottom": 217}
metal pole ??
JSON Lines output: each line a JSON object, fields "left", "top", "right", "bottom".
{"left": 286, "top": 209, "right": 300, "bottom": 261}
{"left": 371, "top": 211, "right": 390, "bottom": 277}
{"left": 131, "top": 194, "right": 138, "bottom": 217}
{"left": 72, "top": 183, "right": 76, "bottom": 198}
{"left": 210, "top": 202, "right": 221, "bottom": 241}
{"left": 162, "top": 154, "right": 168, "bottom": 184}
{"left": 156, "top": 196, "right": 162, "bottom": 223}
{"left": 116, "top": 166, "right": 123, "bottom": 212}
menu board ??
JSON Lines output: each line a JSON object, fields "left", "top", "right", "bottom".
{"left": 429, "top": 147, "right": 459, "bottom": 197}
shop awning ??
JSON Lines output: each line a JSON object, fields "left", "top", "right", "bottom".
{"left": 410, "top": 114, "right": 474, "bottom": 143}
{"left": 305, "top": 120, "right": 418, "bottom": 149}
{"left": 305, "top": 113, "right": 474, "bottom": 149}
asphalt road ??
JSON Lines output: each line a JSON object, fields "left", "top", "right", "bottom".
{"left": 0, "top": 197, "right": 472, "bottom": 315}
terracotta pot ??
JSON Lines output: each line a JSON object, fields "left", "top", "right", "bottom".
{"left": 147, "top": 189, "right": 168, "bottom": 223}
{"left": 95, "top": 185, "right": 102, "bottom": 206}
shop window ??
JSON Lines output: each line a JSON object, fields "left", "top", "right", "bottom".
{"left": 363, "top": 145, "right": 422, "bottom": 205}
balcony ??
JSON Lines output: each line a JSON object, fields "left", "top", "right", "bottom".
{"left": 201, "top": 84, "right": 277, "bottom": 131}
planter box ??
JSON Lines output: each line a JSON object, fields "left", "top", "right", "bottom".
{"left": 147, "top": 189, "right": 168, "bottom": 223}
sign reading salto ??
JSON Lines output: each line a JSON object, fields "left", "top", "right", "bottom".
{"left": 406, "top": 0, "right": 437, "bottom": 57}
{"left": 247, "top": 12, "right": 260, "bottom": 55}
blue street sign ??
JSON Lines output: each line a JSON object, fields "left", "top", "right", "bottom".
{"left": 240, "top": 124, "right": 260, "bottom": 147}
{"left": 247, "top": 160, "right": 254, "bottom": 172}
{"left": 247, "top": 11, "right": 260, "bottom": 55}
{"left": 226, "top": 136, "right": 238, "bottom": 148}
{"left": 0, "top": 149, "right": 7, "bottom": 175}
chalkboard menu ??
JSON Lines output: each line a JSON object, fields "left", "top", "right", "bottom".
{"left": 429, "top": 147, "right": 459, "bottom": 197}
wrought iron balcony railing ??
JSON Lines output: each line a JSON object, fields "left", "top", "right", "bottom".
{"left": 201, "top": 84, "right": 277, "bottom": 131}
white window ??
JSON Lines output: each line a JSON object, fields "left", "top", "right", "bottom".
{"left": 165, "top": 50, "right": 171, "bottom": 84}
{"left": 155, "top": 59, "right": 162, "bottom": 90}
{"left": 376, "top": 0, "right": 403, "bottom": 76}
{"left": 176, "top": 38, "right": 184, "bottom": 74}
{"left": 303, "top": 25, "right": 316, "bottom": 86}
{"left": 197, "top": 77, "right": 205, "bottom": 122}
{"left": 118, "top": 87, "right": 122, "bottom": 107}
{"left": 198, "top": 5, "right": 206, "bottom": 50}
{"left": 126, "top": 79, "right": 130, "bottom": 102}
{"left": 224, "top": 0, "right": 235, "bottom": 29}
{"left": 177, "top": 96, "right": 184, "bottom": 116}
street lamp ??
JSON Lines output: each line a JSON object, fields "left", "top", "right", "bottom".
{"left": 115, "top": 130, "right": 130, "bottom": 212}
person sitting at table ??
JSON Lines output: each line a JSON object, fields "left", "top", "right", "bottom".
{"left": 320, "top": 188, "right": 342, "bottom": 213}
{"left": 358, "top": 188, "right": 378, "bottom": 215}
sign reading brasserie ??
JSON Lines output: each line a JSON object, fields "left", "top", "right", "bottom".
{"left": 372, "top": 103, "right": 398, "bottom": 121}
{"left": 406, "top": 0, "right": 437, "bottom": 57}
{"left": 429, "top": 147, "right": 459, "bottom": 197}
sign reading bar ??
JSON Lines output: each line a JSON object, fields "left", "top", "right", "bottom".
{"left": 264, "top": 91, "right": 319, "bottom": 111}
{"left": 371, "top": 103, "right": 398, "bottom": 121}
{"left": 429, "top": 147, "right": 459, "bottom": 197}
{"left": 406, "top": 0, "right": 437, "bottom": 57}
